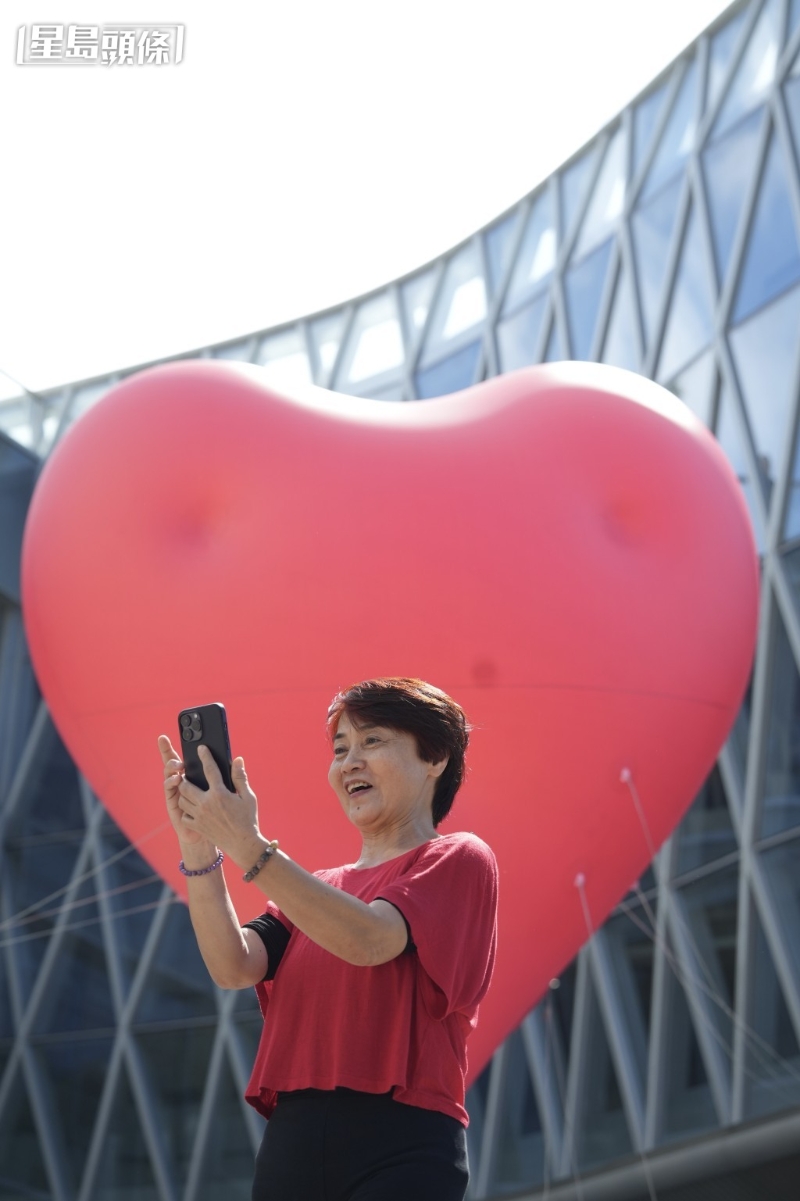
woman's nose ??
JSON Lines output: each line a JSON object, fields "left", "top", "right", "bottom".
{"left": 342, "top": 746, "right": 365, "bottom": 769}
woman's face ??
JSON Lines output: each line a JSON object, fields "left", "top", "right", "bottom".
{"left": 328, "top": 713, "right": 445, "bottom": 834}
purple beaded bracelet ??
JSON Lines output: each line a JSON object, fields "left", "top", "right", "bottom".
{"left": 179, "top": 849, "right": 224, "bottom": 877}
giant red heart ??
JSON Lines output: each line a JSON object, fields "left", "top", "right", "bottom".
{"left": 21, "top": 361, "right": 758, "bottom": 1080}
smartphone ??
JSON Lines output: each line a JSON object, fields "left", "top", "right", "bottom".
{"left": 177, "top": 703, "right": 234, "bottom": 792}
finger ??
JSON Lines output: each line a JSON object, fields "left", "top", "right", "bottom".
{"left": 158, "top": 735, "right": 181, "bottom": 766}
{"left": 231, "top": 756, "right": 250, "bottom": 795}
{"left": 178, "top": 775, "right": 204, "bottom": 804}
{"left": 197, "top": 744, "right": 226, "bottom": 790}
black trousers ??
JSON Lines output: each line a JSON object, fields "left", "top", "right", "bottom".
{"left": 251, "top": 1087, "right": 469, "bottom": 1201}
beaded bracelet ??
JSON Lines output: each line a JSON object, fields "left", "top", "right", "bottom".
{"left": 243, "top": 840, "right": 280, "bottom": 883}
{"left": 179, "top": 850, "right": 224, "bottom": 877}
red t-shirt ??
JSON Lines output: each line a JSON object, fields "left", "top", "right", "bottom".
{"left": 244, "top": 831, "right": 498, "bottom": 1126}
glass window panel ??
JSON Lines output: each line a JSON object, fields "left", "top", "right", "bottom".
{"left": 760, "top": 837, "right": 800, "bottom": 981}
{"left": 492, "top": 1028, "right": 545, "bottom": 1191}
{"left": 606, "top": 902, "right": 656, "bottom": 1041}
{"left": 680, "top": 863, "right": 740, "bottom": 1050}
{"left": 335, "top": 293, "right": 404, "bottom": 387}
{"left": 309, "top": 312, "right": 346, "bottom": 378}
{"left": 761, "top": 602, "right": 800, "bottom": 837}
{"left": 703, "top": 107, "right": 764, "bottom": 287}
{"left": 713, "top": 0, "right": 782, "bottom": 138}
{"left": 792, "top": 0, "right": 800, "bottom": 36}
{"left": 233, "top": 983, "right": 261, "bottom": 1014}
{"left": 715, "top": 383, "right": 766, "bottom": 553}
{"left": 641, "top": 61, "right": 700, "bottom": 201}
{"left": 729, "top": 284, "right": 800, "bottom": 505}
{"left": 0, "top": 1069, "right": 50, "bottom": 1195}
{"left": 401, "top": 268, "right": 437, "bottom": 335}
{"left": 782, "top": 74, "right": 800, "bottom": 176}
{"left": 733, "top": 131, "right": 800, "bottom": 323}
{"left": 560, "top": 145, "right": 600, "bottom": 240}
{"left": 98, "top": 825, "right": 162, "bottom": 989}
{"left": 707, "top": 8, "right": 749, "bottom": 112}
{"left": 728, "top": 673, "right": 754, "bottom": 786}
{"left": 0, "top": 396, "right": 35, "bottom": 449}
{"left": 69, "top": 381, "right": 112, "bottom": 422}
{"left": 547, "top": 959, "right": 578, "bottom": 1070}
{"left": 676, "top": 765, "right": 737, "bottom": 875}
{"left": 196, "top": 1058, "right": 259, "bottom": 1201}
{"left": 135, "top": 901, "right": 217, "bottom": 1023}
{"left": 414, "top": 341, "right": 481, "bottom": 400}
{"left": 601, "top": 263, "right": 640, "bottom": 372}
{"left": 632, "top": 80, "right": 670, "bottom": 180}
{"left": 0, "top": 968, "right": 13, "bottom": 1041}
{"left": 503, "top": 191, "right": 557, "bottom": 313}
{"left": 657, "top": 204, "right": 715, "bottom": 382}
{"left": 631, "top": 176, "right": 683, "bottom": 347}
{"left": 91, "top": 1068, "right": 159, "bottom": 1201}
{"left": 666, "top": 348, "right": 716, "bottom": 426}
{"left": 496, "top": 293, "right": 548, "bottom": 372}
{"left": 663, "top": 952, "right": 718, "bottom": 1137}
{"left": 786, "top": 430, "right": 800, "bottom": 541}
{"left": 574, "top": 128, "right": 627, "bottom": 259}
{"left": 564, "top": 238, "right": 614, "bottom": 360}
{"left": 212, "top": 339, "right": 253, "bottom": 361}
{"left": 32, "top": 885, "right": 116, "bottom": 1034}
{"left": 576, "top": 980, "right": 633, "bottom": 1169}
{"left": 4, "top": 726, "right": 85, "bottom": 997}
{"left": 545, "top": 320, "right": 565, "bottom": 362}
{"left": 8, "top": 721, "right": 84, "bottom": 840}
{"left": 364, "top": 380, "right": 405, "bottom": 401}
{"left": 423, "top": 243, "right": 486, "bottom": 355}
{"left": 255, "top": 329, "right": 312, "bottom": 391}
{"left": 744, "top": 899, "right": 800, "bottom": 1118}
{"left": 485, "top": 212, "right": 518, "bottom": 297}
{"left": 34, "top": 1037, "right": 113, "bottom": 1192}
{"left": 4, "top": 838, "right": 82, "bottom": 999}
{"left": 233, "top": 1013, "right": 263, "bottom": 1063}
{"left": 137, "top": 1025, "right": 216, "bottom": 1189}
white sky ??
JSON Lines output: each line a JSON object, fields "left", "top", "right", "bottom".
{"left": 1, "top": 0, "right": 735, "bottom": 392}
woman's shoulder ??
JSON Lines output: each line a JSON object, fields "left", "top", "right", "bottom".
{"left": 417, "top": 830, "right": 497, "bottom": 873}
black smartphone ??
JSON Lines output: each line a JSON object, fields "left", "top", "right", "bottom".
{"left": 177, "top": 703, "right": 234, "bottom": 792}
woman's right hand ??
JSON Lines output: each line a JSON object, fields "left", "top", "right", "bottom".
{"left": 158, "top": 734, "right": 209, "bottom": 849}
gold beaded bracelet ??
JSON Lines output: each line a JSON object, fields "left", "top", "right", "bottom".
{"left": 242, "top": 840, "right": 280, "bottom": 883}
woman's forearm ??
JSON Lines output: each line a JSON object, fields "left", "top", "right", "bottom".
{"left": 182, "top": 842, "right": 267, "bottom": 988}
{"left": 232, "top": 834, "right": 406, "bottom": 968}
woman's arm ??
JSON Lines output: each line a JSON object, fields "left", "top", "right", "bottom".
{"left": 171, "top": 743, "right": 408, "bottom": 970}
{"left": 160, "top": 736, "right": 268, "bottom": 989}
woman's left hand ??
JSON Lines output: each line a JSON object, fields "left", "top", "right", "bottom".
{"left": 177, "top": 747, "right": 262, "bottom": 866}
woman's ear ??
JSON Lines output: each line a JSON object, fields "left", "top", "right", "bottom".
{"left": 430, "top": 755, "right": 449, "bottom": 779}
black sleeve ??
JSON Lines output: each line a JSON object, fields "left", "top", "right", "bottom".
{"left": 375, "top": 897, "right": 416, "bottom": 954}
{"left": 242, "top": 914, "right": 292, "bottom": 981}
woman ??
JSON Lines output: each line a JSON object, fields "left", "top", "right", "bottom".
{"left": 158, "top": 677, "right": 498, "bottom": 1201}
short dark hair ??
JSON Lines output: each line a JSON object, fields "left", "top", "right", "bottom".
{"left": 326, "top": 678, "right": 470, "bottom": 827}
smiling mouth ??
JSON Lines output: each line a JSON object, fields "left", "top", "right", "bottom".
{"left": 346, "top": 783, "right": 373, "bottom": 796}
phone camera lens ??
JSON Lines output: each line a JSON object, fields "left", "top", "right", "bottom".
{"left": 190, "top": 715, "right": 202, "bottom": 733}
{"left": 181, "top": 727, "right": 193, "bottom": 741}
{"left": 180, "top": 713, "right": 192, "bottom": 728}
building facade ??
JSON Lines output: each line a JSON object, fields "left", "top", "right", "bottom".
{"left": 2, "top": 0, "right": 800, "bottom": 1196}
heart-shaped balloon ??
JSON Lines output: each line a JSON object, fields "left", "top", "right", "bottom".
{"left": 21, "top": 361, "right": 758, "bottom": 1080}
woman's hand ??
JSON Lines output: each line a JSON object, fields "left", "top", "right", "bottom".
{"left": 174, "top": 745, "right": 262, "bottom": 867}
{"left": 158, "top": 734, "right": 209, "bottom": 849}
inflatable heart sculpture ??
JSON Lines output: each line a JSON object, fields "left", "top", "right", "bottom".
{"left": 21, "top": 360, "right": 758, "bottom": 1079}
